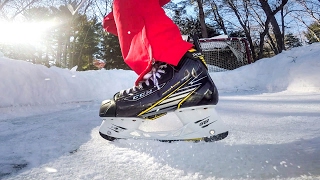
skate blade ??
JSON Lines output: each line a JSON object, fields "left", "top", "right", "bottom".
{"left": 100, "top": 131, "right": 228, "bottom": 142}
{"left": 99, "top": 105, "right": 228, "bottom": 142}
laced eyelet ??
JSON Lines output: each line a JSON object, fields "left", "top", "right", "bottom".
{"left": 119, "top": 63, "right": 167, "bottom": 96}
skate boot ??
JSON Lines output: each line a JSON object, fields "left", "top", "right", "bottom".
{"left": 99, "top": 48, "right": 228, "bottom": 142}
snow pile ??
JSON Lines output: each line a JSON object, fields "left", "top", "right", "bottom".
{"left": 211, "top": 43, "right": 320, "bottom": 93}
{"left": 0, "top": 57, "right": 136, "bottom": 108}
{"left": 1, "top": 43, "right": 319, "bottom": 109}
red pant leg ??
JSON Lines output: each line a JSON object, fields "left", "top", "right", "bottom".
{"left": 141, "top": 0, "right": 193, "bottom": 66}
{"left": 112, "top": 0, "right": 193, "bottom": 79}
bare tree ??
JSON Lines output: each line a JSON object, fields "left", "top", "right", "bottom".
{"left": 192, "top": 0, "right": 208, "bottom": 38}
{"left": 0, "top": 0, "right": 42, "bottom": 20}
{"left": 226, "top": 0, "right": 258, "bottom": 60}
{"left": 208, "top": 0, "right": 227, "bottom": 35}
{"left": 79, "top": 0, "right": 113, "bottom": 21}
{"left": 258, "top": 0, "right": 288, "bottom": 56}
{"left": 296, "top": 0, "right": 320, "bottom": 24}
{"left": 290, "top": 0, "right": 320, "bottom": 42}
{"left": 0, "top": 0, "right": 10, "bottom": 12}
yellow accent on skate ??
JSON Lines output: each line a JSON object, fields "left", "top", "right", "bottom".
{"left": 138, "top": 78, "right": 192, "bottom": 117}
{"left": 162, "top": 81, "right": 180, "bottom": 96}
{"left": 188, "top": 48, "right": 197, "bottom": 52}
{"left": 184, "top": 138, "right": 203, "bottom": 142}
{"left": 177, "top": 87, "right": 199, "bottom": 109}
{"left": 146, "top": 113, "right": 166, "bottom": 120}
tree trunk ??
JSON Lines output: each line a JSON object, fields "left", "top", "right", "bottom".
{"left": 258, "top": 0, "right": 288, "bottom": 54}
{"left": 210, "top": 1, "right": 227, "bottom": 35}
{"left": 267, "top": 32, "right": 279, "bottom": 55}
{"left": 0, "top": 0, "right": 10, "bottom": 11}
{"left": 258, "top": 24, "right": 268, "bottom": 59}
{"left": 281, "top": 7, "right": 285, "bottom": 50}
{"left": 196, "top": 0, "right": 208, "bottom": 38}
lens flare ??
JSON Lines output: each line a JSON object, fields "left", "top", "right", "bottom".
{"left": 0, "top": 20, "right": 56, "bottom": 46}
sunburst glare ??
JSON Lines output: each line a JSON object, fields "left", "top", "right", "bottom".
{"left": 0, "top": 20, "right": 57, "bottom": 47}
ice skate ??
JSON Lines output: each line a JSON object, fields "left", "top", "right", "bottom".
{"left": 99, "top": 45, "right": 228, "bottom": 142}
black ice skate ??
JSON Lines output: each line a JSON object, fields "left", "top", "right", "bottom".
{"left": 99, "top": 40, "right": 228, "bottom": 142}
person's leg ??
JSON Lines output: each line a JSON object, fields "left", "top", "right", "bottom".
{"left": 113, "top": 0, "right": 150, "bottom": 75}
{"left": 113, "top": 0, "right": 193, "bottom": 77}
{"left": 141, "top": 0, "right": 193, "bottom": 66}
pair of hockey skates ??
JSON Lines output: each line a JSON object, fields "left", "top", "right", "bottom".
{"left": 98, "top": 36, "right": 228, "bottom": 142}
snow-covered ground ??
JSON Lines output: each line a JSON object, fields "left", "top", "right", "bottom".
{"left": 0, "top": 43, "right": 320, "bottom": 180}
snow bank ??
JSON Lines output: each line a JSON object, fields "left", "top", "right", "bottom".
{"left": 211, "top": 43, "right": 320, "bottom": 93}
{"left": 0, "top": 57, "right": 136, "bottom": 108}
{"left": 0, "top": 43, "right": 319, "bottom": 108}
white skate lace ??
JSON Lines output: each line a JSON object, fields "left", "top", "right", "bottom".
{"left": 120, "top": 64, "right": 167, "bottom": 95}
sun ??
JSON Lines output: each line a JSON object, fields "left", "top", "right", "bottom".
{"left": 0, "top": 20, "right": 56, "bottom": 47}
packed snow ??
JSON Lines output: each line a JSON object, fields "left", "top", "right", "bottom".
{"left": 0, "top": 43, "right": 320, "bottom": 180}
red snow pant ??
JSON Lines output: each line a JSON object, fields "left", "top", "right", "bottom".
{"left": 103, "top": 0, "right": 193, "bottom": 84}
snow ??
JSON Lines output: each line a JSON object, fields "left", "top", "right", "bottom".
{"left": 1, "top": 43, "right": 320, "bottom": 180}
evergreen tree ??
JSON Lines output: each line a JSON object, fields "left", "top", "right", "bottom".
{"left": 50, "top": 5, "right": 74, "bottom": 68}
{"left": 70, "top": 15, "right": 101, "bottom": 71}
{"left": 305, "top": 22, "right": 320, "bottom": 44}
{"left": 284, "top": 33, "right": 302, "bottom": 49}
{"left": 172, "top": 11, "right": 219, "bottom": 38}
{"left": 229, "top": 30, "right": 246, "bottom": 38}
{"left": 100, "top": 32, "right": 129, "bottom": 70}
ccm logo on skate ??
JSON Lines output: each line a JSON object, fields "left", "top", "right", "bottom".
{"left": 132, "top": 89, "right": 153, "bottom": 100}
{"left": 195, "top": 117, "right": 215, "bottom": 128}
{"left": 192, "top": 52, "right": 202, "bottom": 58}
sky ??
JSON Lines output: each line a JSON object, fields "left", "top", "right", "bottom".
{"left": 0, "top": 43, "right": 320, "bottom": 180}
